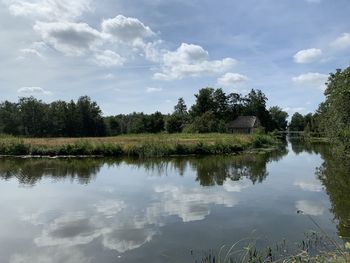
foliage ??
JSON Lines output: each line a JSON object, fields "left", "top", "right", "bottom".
{"left": 289, "top": 112, "right": 306, "bottom": 131}
{"left": 317, "top": 67, "right": 350, "bottom": 151}
{"left": 0, "top": 133, "right": 279, "bottom": 157}
{"left": 0, "top": 88, "right": 289, "bottom": 137}
{"left": 269, "top": 106, "right": 288, "bottom": 131}
{"left": 0, "top": 96, "right": 106, "bottom": 137}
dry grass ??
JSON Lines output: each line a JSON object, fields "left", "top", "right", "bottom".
{"left": 22, "top": 133, "right": 252, "bottom": 147}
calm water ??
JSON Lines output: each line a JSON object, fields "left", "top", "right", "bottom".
{"left": 0, "top": 139, "right": 349, "bottom": 262}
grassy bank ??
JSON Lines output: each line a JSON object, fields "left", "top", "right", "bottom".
{"left": 0, "top": 133, "right": 279, "bottom": 158}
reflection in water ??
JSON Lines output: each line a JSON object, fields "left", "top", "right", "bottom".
{"left": 0, "top": 158, "right": 104, "bottom": 185}
{"left": 2, "top": 140, "right": 349, "bottom": 263}
{"left": 316, "top": 147, "right": 350, "bottom": 242}
{"left": 0, "top": 147, "right": 289, "bottom": 187}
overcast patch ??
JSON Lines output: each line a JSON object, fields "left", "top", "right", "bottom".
{"left": 34, "top": 21, "right": 102, "bottom": 56}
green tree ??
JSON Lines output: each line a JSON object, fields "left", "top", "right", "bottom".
{"left": 289, "top": 112, "right": 305, "bottom": 131}
{"left": 318, "top": 67, "right": 350, "bottom": 150}
{"left": 243, "top": 89, "right": 273, "bottom": 131}
{"left": 0, "top": 101, "right": 21, "bottom": 135}
{"left": 269, "top": 106, "right": 288, "bottom": 131}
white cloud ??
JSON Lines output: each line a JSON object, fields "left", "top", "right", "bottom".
{"left": 223, "top": 178, "right": 251, "bottom": 192}
{"left": 294, "top": 180, "right": 323, "bottom": 192}
{"left": 93, "top": 50, "right": 125, "bottom": 67}
{"left": 18, "top": 42, "right": 47, "bottom": 59}
{"left": 154, "top": 43, "right": 236, "bottom": 80}
{"left": 330, "top": 33, "right": 350, "bottom": 51}
{"left": 151, "top": 185, "right": 238, "bottom": 222}
{"left": 217, "top": 72, "right": 248, "bottom": 87}
{"left": 283, "top": 107, "right": 306, "bottom": 115}
{"left": 102, "top": 15, "right": 155, "bottom": 44}
{"left": 5, "top": 0, "right": 91, "bottom": 21}
{"left": 292, "top": 72, "right": 328, "bottom": 90}
{"left": 293, "top": 48, "right": 322, "bottom": 63}
{"left": 17, "top": 86, "right": 51, "bottom": 95}
{"left": 296, "top": 200, "right": 324, "bottom": 216}
{"left": 146, "top": 87, "right": 162, "bottom": 93}
{"left": 34, "top": 21, "right": 102, "bottom": 56}
{"left": 94, "top": 200, "right": 126, "bottom": 218}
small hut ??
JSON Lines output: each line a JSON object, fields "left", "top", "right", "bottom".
{"left": 227, "top": 116, "right": 259, "bottom": 134}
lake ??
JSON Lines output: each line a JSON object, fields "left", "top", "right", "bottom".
{"left": 0, "top": 139, "right": 349, "bottom": 262}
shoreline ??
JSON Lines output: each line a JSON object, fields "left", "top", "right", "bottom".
{"left": 0, "top": 133, "right": 280, "bottom": 158}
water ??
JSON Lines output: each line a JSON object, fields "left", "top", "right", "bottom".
{"left": 0, "top": 139, "right": 349, "bottom": 262}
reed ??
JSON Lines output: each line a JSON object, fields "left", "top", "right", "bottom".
{"left": 0, "top": 133, "right": 280, "bottom": 158}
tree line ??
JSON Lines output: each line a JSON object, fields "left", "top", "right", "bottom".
{"left": 288, "top": 65, "right": 350, "bottom": 152}
{"left": 0, "top": 88, "right": 289, "bottom": 137}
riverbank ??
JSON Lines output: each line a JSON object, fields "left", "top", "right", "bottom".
{"left": 0, "top": 133, "right": 279, "bottom": 158}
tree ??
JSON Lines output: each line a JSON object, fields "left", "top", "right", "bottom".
{"left": 174, "top": 98, "right": 188, "bottom": 115}
{"left": 0, "top": 101, "right": 21, "bottom": 135}
{"left": 269, "top": 106, "right": 288, "bottom": 131}
{"left": 317, "top": 67, "right": 350, "bottom": 150}
{"left": 243, "top": 89, "right": 273, "bottom": 131}
{"left": 289, "top": 112, "right": 305, "bottom": 131}
{"left": 190, "top": 88, "right": 216, "bottom": 117}
{"left": 166, "top": 98, "right": 189, "bottom": 133}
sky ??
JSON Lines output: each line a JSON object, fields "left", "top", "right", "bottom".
{"left": 1, "top": 0, "right": 350, "bottom": 116}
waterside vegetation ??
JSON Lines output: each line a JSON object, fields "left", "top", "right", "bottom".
{"left": 0, "top": 133, "right": 279, "bottom": 158}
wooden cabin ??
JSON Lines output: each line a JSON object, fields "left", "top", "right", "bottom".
{"left": 227, "top": 116, "right": 259, "bottom": 134}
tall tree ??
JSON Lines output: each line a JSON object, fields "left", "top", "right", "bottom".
{"left": 269, "top": 106, "right": 288, "bottom": 131}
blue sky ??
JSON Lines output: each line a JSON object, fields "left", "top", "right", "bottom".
{"left": 1, "top": 0, "right": 350, "bottom": 116}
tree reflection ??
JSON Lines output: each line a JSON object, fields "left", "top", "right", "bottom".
{"left": 0, "top": 146, "right": 289, "bottom": 188}
{"left": 0, "top": 158, "right": 105, "bottom": 185}
{"left": 316, "top": 147, "right": 350, "bottom": 242}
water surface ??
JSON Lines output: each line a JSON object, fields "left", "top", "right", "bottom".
{"left": 0, "top": 140, "right": 349, "bottom": 262}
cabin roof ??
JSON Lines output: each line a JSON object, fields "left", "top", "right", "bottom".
{"left": 228, "top": 116, "right": 257, "bottom": 129}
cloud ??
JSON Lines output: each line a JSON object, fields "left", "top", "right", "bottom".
{"left": 217, "top": 72, "right": 248, "bottom": 87}
{"left": 93, "top": 50, "right": 125, "bottom": 67}
{"left": 293, "top": 48, "right": 322, "bottom": 63}
{"left": 154, "top": 43, "right": 236, "bottom": 80}
{"left": 150, "top": 185, "right": 238, "bottom": 222}
{"left": 146, "top": 87, "right": 162, "bottom": 93}
{"left": 17, "top": 86, "right": 51, "bottom": 95}
{"left": 223, "top": 178, "right": 251, "bottom": 192}
{"left": 330, "top": 33, "right": 350, "bottom": 51}
{"left": 101, "top": 15, "right": 155, "bottom": 44}
{"left": 5, "top": 0, "right": 91, "bottom": 21}
{"left": 294, "top": 180, "right": 323, "bottom": 192}
{"left": 283, "top": 107, "right": 306, "bottom": 115}
{"left": 292, "top": 72, "right": 328, "bottom": 90}
{"left": 17, "top": 42, "right": 47, "bottom": 59}
{"left": 295, "top": 200, "right": 324, "bottom": 216}
{"left": 34, "top": 21, "right": 102, "bottom": 56}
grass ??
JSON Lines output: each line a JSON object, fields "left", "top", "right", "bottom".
{"left": 194, "top": 211, "right": 350, "bottom": 263}
{"left": 0, "top": 133, "right": 279, "bottom": 158}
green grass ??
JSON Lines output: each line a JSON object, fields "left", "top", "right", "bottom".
{"left": 0, "top": 133, "right": 280, "bottom": 158}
